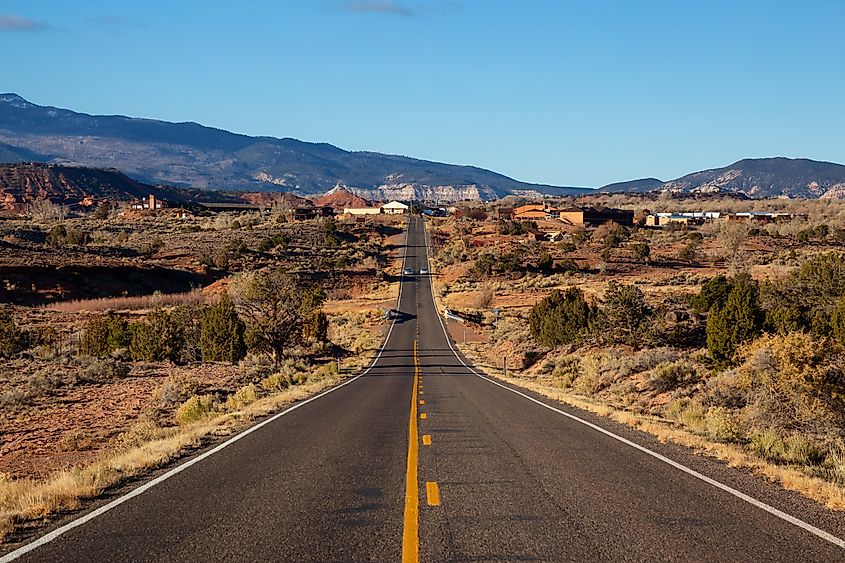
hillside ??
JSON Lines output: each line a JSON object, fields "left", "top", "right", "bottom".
{"left": 313, "top": 186, "right": 371, "bottom": 209}
{"left": 598, "top": 178, "right": 664, "bottom": 193}
{"left": 659, "top": 158, "right": 845, "bottom": 198}
{"left": 0, "top": 162, "right": 242, "bottom": 211}
{"left": 0, "top": 94, "right": 588, "bottom": 201}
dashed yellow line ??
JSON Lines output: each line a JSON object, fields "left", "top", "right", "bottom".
{"left": 419, "top": 400, "right": 425, "bottom": 405}
{"left": 426, "top": 482, "right": 441, "bottom": 506}
{"left": 420, "top": 413, "right": 427, "bottom": 420}
{"left": 422, "top": 435, "right": 432, "bottom": 446}
{"left": 402, "top": 340, "right": 421, "bottom": 563}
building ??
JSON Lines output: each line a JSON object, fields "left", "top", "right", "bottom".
{"left": 558, "top": 206, "right": 634, "bottom": 227}
{"left": 293, "top": 206, "right": 334, "bottom": 221}
{"left": 130, "top": 194, "right": 166, "bottom": 211}
{"left": 344, "top": 207, "right": 382, "bottom": 216}
{"left": 381, "top": 201, "right": 410, "bottom": 215}
{"left": 496, "top": 207, "right": 515, "bottom": 221}
{"left": 514, "top": 203, "right": 557, "bottom": 220}
{"left": 728, "top": 211, "right": 807, "bottom": 223}
{"left": 646, "top": 212, "right": 721, "bottom": 227}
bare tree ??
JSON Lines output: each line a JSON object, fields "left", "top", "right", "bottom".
{"left": 718, "top": 222, "right": 749, "bottom": 274}
{"left": 28, "top": 199, "right": 67, "bottom": 223}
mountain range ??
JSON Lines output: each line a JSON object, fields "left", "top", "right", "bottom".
{"left": 1, "top": 93, "right": 845, "bottom": 200}
{"left": 0, "top": 93, "right": 588, "bottom": 201}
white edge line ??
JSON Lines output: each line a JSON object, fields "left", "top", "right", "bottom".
{"left": 420, "top": 216, "right": 845, "bottom": 551}
{"left": 0, "top": 218, "right": 413, "bottom": 562}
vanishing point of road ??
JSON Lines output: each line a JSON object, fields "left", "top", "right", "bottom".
{"left": 3, "top": 216, "right": 845, "bottom": 562}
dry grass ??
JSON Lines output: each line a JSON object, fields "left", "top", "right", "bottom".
{"left": 458, "top": 345, "right": 845, "bottom": 511}
{"left": 47, "top": 291, "right": 208, "bottom": 313}
{"left": 0, "top": 280, "right": 397, "bottom": 543}
{"left": 0, "top": 369, "right": 345, "bottom": 543}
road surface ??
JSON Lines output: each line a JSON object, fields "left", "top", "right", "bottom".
{"left": 3, "top": 216, "right": 844, "bottom": 562}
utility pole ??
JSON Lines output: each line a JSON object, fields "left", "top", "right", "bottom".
{"left": 336, "top": 357, "right": 341, "bottom": 375}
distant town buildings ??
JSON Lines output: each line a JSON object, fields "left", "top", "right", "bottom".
{"left": 505, "top": 204, "right": 634, "bottom": 226}
{"left": 343, "top": 200, "right": 410, "bottom": 216}
{"left": 292, "top": 206, "right": 334, "bottom": 221}
{"left": 644, "top": 210, "right": 807, "bottom": 227}
{"left": 130, "top": 194, "right": 165, "bottom": 211}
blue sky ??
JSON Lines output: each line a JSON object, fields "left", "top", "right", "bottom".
{"left": 2, "top": 1, "right": 843, "bottom": 187}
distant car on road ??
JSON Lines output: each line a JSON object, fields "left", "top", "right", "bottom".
{"left": 402, "top": 268, "right": 414, "bottom": 276}
{"left": 419, "top": 268, "right": 429, "bottom": 275}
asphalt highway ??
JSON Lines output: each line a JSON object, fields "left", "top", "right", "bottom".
{"left": 4, "top": 216, "right": 845, "bottom": 562}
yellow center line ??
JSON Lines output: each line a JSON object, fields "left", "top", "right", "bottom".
{"left": 426, "top": 482, "right": 441, "bottom": 506}
{"left": 419, "top": 400, "right": 425, "bottom": 405}
{"left": 422, "top": 435, "right": 432, "bottom": 446}
{"left": 402, "top": 340, "right": 420, "bottom": 563}
{"left": 420, "top": 413, "right": 427, "bottom": 419}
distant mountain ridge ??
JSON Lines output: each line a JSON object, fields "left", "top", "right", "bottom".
{"left": 654, "top": 158, "right": 845, "bottom": 198}
{"left": 2, "top": 94, "right": 844, "bottom": 201}
{"left": 0, "top": 93, "right": 588, "bottom": 201}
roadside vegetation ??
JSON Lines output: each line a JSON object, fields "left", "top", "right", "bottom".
{"left": 428, "top": 194, "right": 845, "bottom": 509}
{"left": 0, "top": 210, "right": 403, "bottom": 542}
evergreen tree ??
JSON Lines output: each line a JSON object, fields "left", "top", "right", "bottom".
{"left": 691, "top": 275, "right": 733, "bottom": 313}
{"left": 706, "top": 275, "right": 763, "bottom": 365}
{"left": 529, "top": 287, "right": 592, "bottom": 347}
{"left": 200, "top": 295, "right": 246, "bottom": 363}
{"left": 602, "top": 282, "right": 650, "bottom": 347}
{"left": 130, "top": 309, "right": 184, "bottom": 362}
{"left": 80, "top": 313, "right": 131, "bottom": 357}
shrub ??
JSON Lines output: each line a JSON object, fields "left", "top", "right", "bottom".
{"left": 260, "top": 373, "right": 290, "bottom": 393}
{"left": 705, "top": 407, "right": 742, "bottom": 442}
{"left": 302, "top": 311, "right": 329, "bottom": 343}
{"left": 528, "top": 287, "right": 593, "bottom": 347}
{"left": 79, "top": 313, "right": 131, "bottom": 357}
{"left": 630, "top": 242, "right": 650, "bottom": 263}
{"left": 649, "top": 360, "right": 698, "bottom": 392}
{"left": 46, "top": 225, "right": 67, "bottom": 246}
{"left": 200, "top": 295, "right": 246, "bottom": 363}
{"left": 139, "top": 237, "right": 164, "bottom": 257}
{"left": 175, "top": 394, "right": 218, "bottom": 425}
{"left": 677, "top": 242, "right": 699, "bottom": 263}
{"left": 551, "top": 357, "right": 581, "bottom": 387}
{"left": 473, "top": 253, "right": 495, "bottom": 276}
{"left": 538, "top": 252, "right": 553, "bottom": 272}
{"left": 736, "top": 332, "right": 845, "bottom": 434}
{"left": 129, "top": 309, "right": 184, "bottom": 362}
{"left": 94, "top": 202, "right": 112, "bottom": 220}
{"left": 226, "top": 384, "right": 259, "bottom": 410}
{"left": 474, "top": 284, "right": 495, "bottom": 309}
{"left": 831, "top": 294, "right": 845, "bottom": 344}
{"left": 762, "top": 252, "right": 845, "bottom": 336}
{"left": 0, "top": 310, "right": 28, "bottom": 358}
{"left": 749, "top": 430, "right": 785, "bottom": 462}
{"left": 63, "top": 227, "right": 88, "bottom": 246}
{"left": 679, "top": 400, "right": 707, "bottom": 434}
{"left": 706, "top": 275, "right": 763, "bottom": 365}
